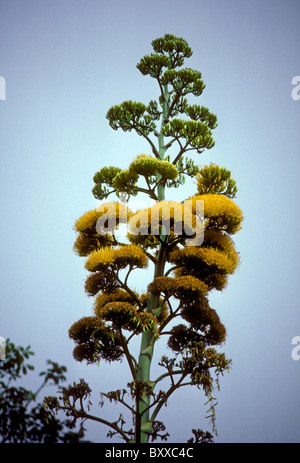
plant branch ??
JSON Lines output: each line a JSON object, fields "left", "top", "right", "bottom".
{"left": 120, "top": 333, "right": 138, "bottom": 381}
{"left": 79, "top": 410, "right": 130, "bottom": 443}
{"left": 154, "top": 369, "right": 185, "bottom": 386}
{"left": 114, "top": 274, "right": 142, "bottom": 310}
{"left": 150, "top": 372, "right": 189, "bottom": 423}
{"left": 101, "top": 392, "right": 135, "bottom": 415}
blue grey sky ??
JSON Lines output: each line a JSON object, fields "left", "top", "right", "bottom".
{"left": 0, "top": 0, "right": 299, "bottom": 443}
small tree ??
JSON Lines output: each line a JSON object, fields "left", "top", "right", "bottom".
{"left": 0, "top": 339, "right": 86, "bottom": 443}
{"left": 45, "top": 34, "right": 243, "bottom": 443}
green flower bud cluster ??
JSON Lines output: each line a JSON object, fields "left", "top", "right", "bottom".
{"left": 161, "top": 68, "right": 205, "bottom": 97}
{"left": 129, "top": 155, "right": 178, "bottom": 180}
{"left": 162, "top": 119, "right": 215, "bottom": 154}
{"left": 185, "top": 105, "right": 218, "bottom": 129}
{"left": 151, "top": 34, "right": 193, "bottom": 68}
{"left": 106, "top": 100, "right": 158, "bottom": 136}
{"left": 92, "top": 156, "right": 179, "bottom": 200}
{"left": 196, "top": 163, "right": 238, "bottom": 198}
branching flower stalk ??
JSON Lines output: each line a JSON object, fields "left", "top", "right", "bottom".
{"left": 44, "top": 34, "right": 243, "bottom": 444}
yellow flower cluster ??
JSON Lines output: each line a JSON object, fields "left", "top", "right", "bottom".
{"left": 128, "top": 200, "right": 200, "bottom": 237}
{"left": 68, "top": 316, "right": 106, "bottom": 344}
{"left": 93, "top": 289, "right": 138, "bottom": 318}
{"left": 73, "top": 232, "right": 114, "bottom": 257}
{"left": 170, "top": 246, "right": 236, "bottom": 275}
{"left": 68, "top": 316, "right": 124, "bottom": 363}
{"left": 74, "top": 202, "right": 132, "bottom": 233}
{"left": 203, "top": 230, "right": 240, "bottom": 271}
{"left": 169, "top": 244, "right": 238, "bottom": 292}
{"left": 84, "top": 271, "right": 119, "bottom": 296}
{"left": 180, "top": 301, "right": 227, "bottom": 345}
{"left": 98, "top": 301, "right": 158, "bottom": 334}
{"left": 85, "top": 245, "right": 149, "bottom": 272}
{"left": 148, "top": 275, "right": 208, "bottom": 300}
{"left": 189, "top": 194, "right": 243, "bottom": 234}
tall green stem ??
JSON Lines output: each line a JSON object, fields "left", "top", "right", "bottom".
{"left": 135, "top": 82, "right": 170, "bottom": 443}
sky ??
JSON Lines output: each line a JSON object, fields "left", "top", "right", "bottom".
{"left": 0, "top": 0, "right": 299, "bottom": 443}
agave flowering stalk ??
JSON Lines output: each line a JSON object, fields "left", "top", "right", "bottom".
{"left": 45, "top": 34, "right": 243, "bottom": 444}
